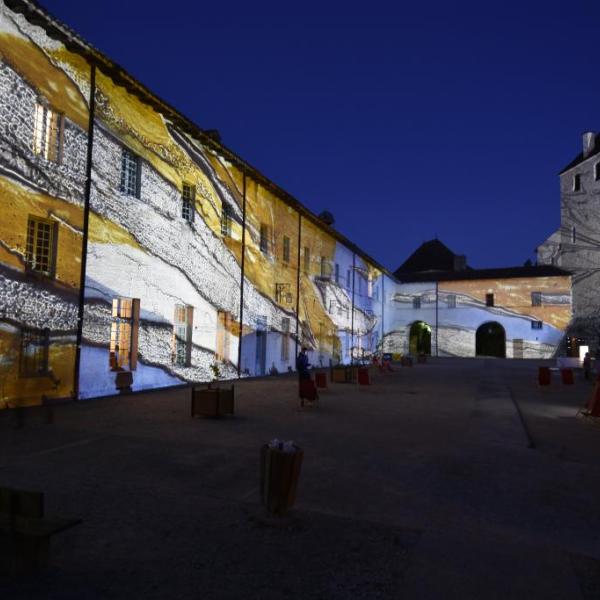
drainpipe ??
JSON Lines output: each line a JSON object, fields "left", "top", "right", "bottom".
{"left": 381, "top": 275, "right": 385, "bottom": 354}
{"left": 435, "top": 280, "right": 439, "bottom": 357}
{"left": 350, "top": 253, "right": 356, "bottom": 364}
{"left": 294, "top": 214, "right": 302, "bottom": 362}
{"left": 237, "top": 172, "right": 247, "bottom": 377}
{"left": 73, "top": 62, "right": 96, "bottom": 400}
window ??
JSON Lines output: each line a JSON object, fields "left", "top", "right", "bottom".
{"left": 275, "top": 283, "right": 293, "bottom": 305}
{"left": 120, "top": 148, "right": 140, "bottom": 197}
{"left": 447, "top": 294, "right": 456, "bottom": 308}
{"left": 347, "top": 269, "right": 352, "bottom": 290}
{"left": 282, "top": 236, "right": 290, "bottom": 263}
{"left": 19, "top": 327, "right": 49, "bottom": 376}
{"left": 110, "top": 298, "right": 140, "bottom": 370}
{"left": 173, "top": 305, "right": 193, "bottom": 367}
{"left": 367, "top": 275, "right": 373, "bottom": 298}
{"left": 334, "top": 263, "right": 340, "bottom": 284}
{"left": 32, "top": 102, "right": 63, "bottom": 162}
{"left": 531, "top": 321, "right": 543, "bottom": 330}
{"left": 571, "top": 226, "right": 577, "bottom": 244}
{"left": 320, "top": 256, "right": 329, "bottom": 278}
{"left": 26, "top": 217, "right": 57, "bottom": 277}
{"left": 181, "top": 183, "right": 195, "bottom": 223}
{"left": 485, "top": 293, "right": 494, "bottom": 307}
{"left": 216, "top": 310, "right": 233, "bottom": 361}
{"left": 413, "top": 296, "right": 421, "bottom": 309}
{"left": 304, "top": 247, "right": 310, "bottom": 273}
{"left": 531, "top": 291, "right": 542, "bottom": 307}
{"left": 595, "top": 162, "right": 600, "bottom": 181}
{"left": 573, "top": 173, "right": 581, "bottom": 192}
{"left": 281, "top": 317, "right": 290, "bottom": 361}
{"left": 259, "top": 224, "right": 269, "bottom": 254}
{"left": 221, "top": 204, "right": 232, "bottom": 237}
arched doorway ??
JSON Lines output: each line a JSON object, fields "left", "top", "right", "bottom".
{"left": 475, "top": 322, "right": 506, "bottom": 358}
{"left": 409, "top": 321, "right": 431, "bottom": 355}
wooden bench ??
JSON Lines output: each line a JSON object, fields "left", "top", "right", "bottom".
{"left": 191, "top": 385, "right": 235, "bottom": 418}
{"left": 0, "top": 486, "right": 80, "bottom": 575}
{"left": 330, "top": 365, "right": 357, "bottom": 383}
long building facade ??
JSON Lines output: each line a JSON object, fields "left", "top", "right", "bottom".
{"left": 0, "top": 0, "right": 572, "bottom": 409}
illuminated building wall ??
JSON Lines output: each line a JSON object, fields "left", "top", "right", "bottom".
{"left": 385, "top": 276, "right": 571, "bottom": 359}
{"left": 0, "top": 4, "right": 89, "bottom": 407}
{"left": 0, "top": 1, "right": 572, "bottom": 409}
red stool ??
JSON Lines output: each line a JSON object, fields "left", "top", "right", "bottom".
{"left": 315, "top": 372, "right": 327, "bottom": 388}
{"left": 538, "top": 366, "right": 551, "bottom": 386}
{"left": 560, "top": 368, "right": 574, "bottom": 385}
{"left": 358, "top": 367, "right": 370, "bottom": 385}
{"left": 299, "top": 379, "right": 318, "bottom": 403}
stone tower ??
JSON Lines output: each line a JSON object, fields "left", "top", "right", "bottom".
{"left": 538, "top": 132, "right": 600, "bottom": 353}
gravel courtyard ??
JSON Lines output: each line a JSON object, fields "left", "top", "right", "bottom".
{"left": 1, "top": 358, "right": 599, "bottom": 599}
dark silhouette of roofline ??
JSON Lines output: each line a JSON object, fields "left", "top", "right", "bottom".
{"left": 559, "top": 133, "right": 600, "bottom": 174}
{"left": 395, "top": 264, "right": 571, "bottom": 283}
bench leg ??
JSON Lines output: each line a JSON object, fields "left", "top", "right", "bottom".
{"left": 0, "top": 533, "right": 49, "bottom": 575}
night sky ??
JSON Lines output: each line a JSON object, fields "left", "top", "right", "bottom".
{"left": 42, "top": 0, "right": 599, "bottom": 271}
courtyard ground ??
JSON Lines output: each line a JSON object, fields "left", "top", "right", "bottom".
{"left": 1, "top": 358, "right": 599, "bottom": 599}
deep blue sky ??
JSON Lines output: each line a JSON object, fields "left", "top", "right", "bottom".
{"left": 43, "top": 0, "right": 599, "bottom": 271}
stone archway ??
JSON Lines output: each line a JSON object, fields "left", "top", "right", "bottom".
{"left": 475, "top": 322, "right": 506, "bottom": 358}
{"left": 409, "top": 321, "right": 432, "bottom": 355}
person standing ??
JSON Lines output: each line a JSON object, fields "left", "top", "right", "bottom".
{"left": 296, "top": 347, "right": 311, "bottom": 380}
{"left": 583, "top": 352, "right": 592, "bottom": 380}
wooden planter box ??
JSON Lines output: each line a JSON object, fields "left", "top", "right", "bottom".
{"left": 191, "top": 385, "right": 234, "bottom": 418}
{"left": 331, "top": 366, "right": 357, "bottom": 383}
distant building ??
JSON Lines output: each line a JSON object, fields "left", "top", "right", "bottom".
{"left": 537, "top": 132, "right": 600, "bottom": 354}
{"left": 391, "top": 240, "right": 571, "bottom": 359}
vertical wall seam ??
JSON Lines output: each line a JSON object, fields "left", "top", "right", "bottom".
{"left": 294, "top": 213, "right": 302, "bottom": 362}
{"left": 73, "top": 62, "right": 96, "bottom": 400}
{"left": 237, "top": 172, "right": 247, "bottom": 377}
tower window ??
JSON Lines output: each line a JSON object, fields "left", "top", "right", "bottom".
{"left": 485, "top": 293, "right": 494, "bottom": 307}
{"left": 595, "top": 162, "right": 600, "bottom": 181}
{"left": 531, "top": 292, "right": 542, "bottom": 307}
{"left": 531, "top": 321, "right": 543, "bottom": 330}
{"left": 32, "top": 102, "right": 63, "bottom": 163}
{"left": 571, "top": 226, "right": 577, "bottom": 244}
{"left": 413, "top": 296, "right": 421, "bottom": 309}
{"left": 447, "top": 294, "right": 456, "bottom": 308}
{"left": 573, "top": 173, "right": 581, "bottom": 192}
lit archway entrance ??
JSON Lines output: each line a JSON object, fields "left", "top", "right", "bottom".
{"left": 409, "top": 321, "right": 431, "bottom": 355}
{"left": 475, "top": 322, "right": 506, "bottom": 358}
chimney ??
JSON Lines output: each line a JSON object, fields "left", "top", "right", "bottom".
{"left": 453, "top": 255, "right": 466, "bottom": 271}
{"left": 582, "top": 132, "right": 595, "bottom": 158}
